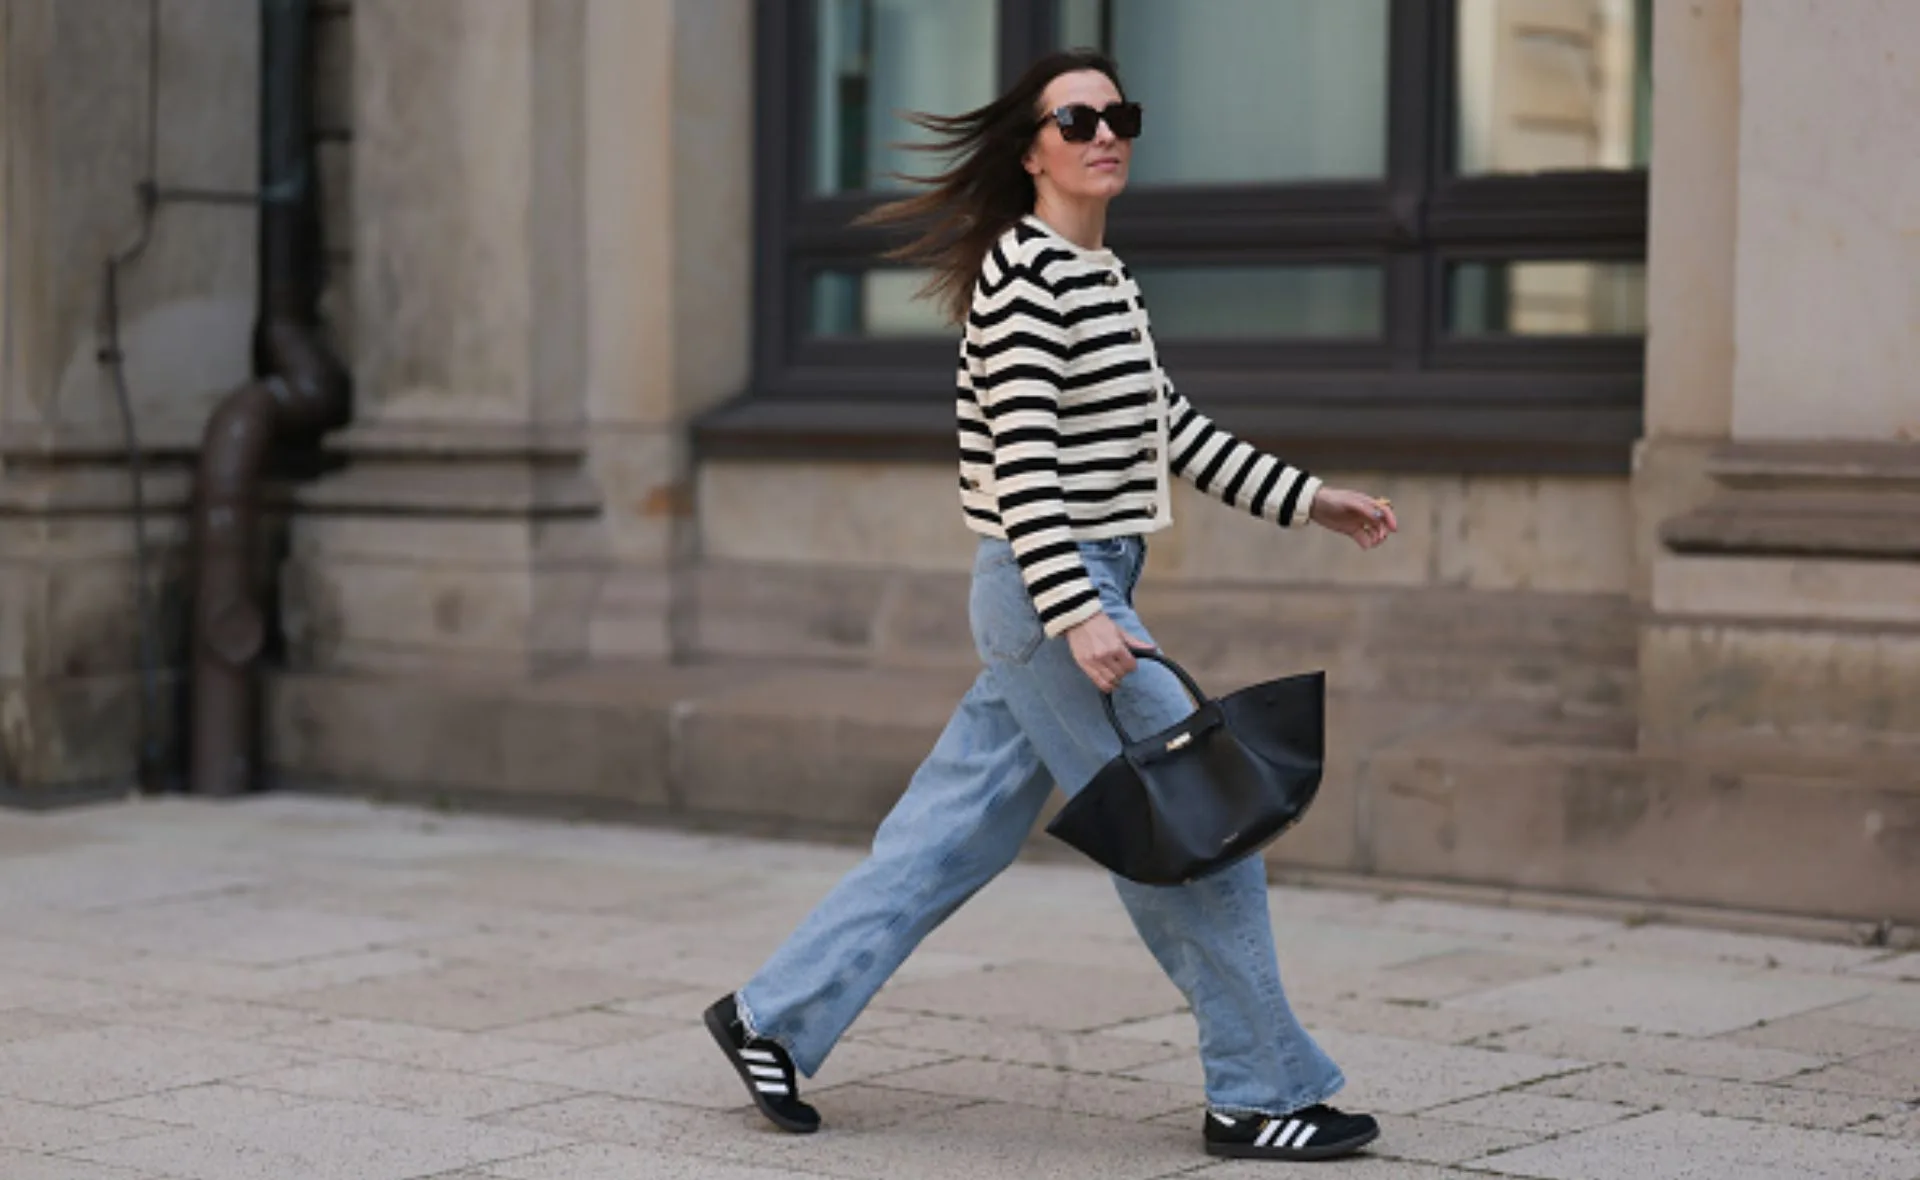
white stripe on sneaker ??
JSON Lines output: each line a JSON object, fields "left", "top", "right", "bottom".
{"left": 1292, "top": 1124, "right": 1319, "bottom": 1148}
{"left": 740, "top": 1048, "right": 778, "bottom": 1063}
{"left": 1209, "top": 1112, "right": 1237, "bottom": 1128}
{"left": 748, "top": 1064, "right": 785, "bottom": 1080}
{"left": 1273, "top": 1119, "right": 1302, "bottom": 1148}
{"left": 754, "top": 1080, "right": 788, "bottom": 1094}
{"left": 1254, "top": 1120, "right": 1282, "bottom": 1148}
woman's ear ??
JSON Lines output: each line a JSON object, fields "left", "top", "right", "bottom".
{"left": 1023, "top": 142, "right": 1043, "bottom": 178}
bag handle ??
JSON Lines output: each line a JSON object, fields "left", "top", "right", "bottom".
{"left": 1100, "top": 649, "right": 1212, "bottom": 745}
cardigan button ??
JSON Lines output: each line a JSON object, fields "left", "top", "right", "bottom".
{"left": 1104, "top": 272, "right": 1120, "bottom": 286}
{"left": 1144, "top": 448, "right": 1159, "bottom": 461}
{"left": 1129, "top": 327, "right": 1142, "bottom": 342}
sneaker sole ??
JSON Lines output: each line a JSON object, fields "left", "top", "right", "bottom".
{"left": 1205, "top": 1124, "right": 1379, "bottom": 1161}
{"left": 703, "top": 1005, "right": 819, "bottom": 1135}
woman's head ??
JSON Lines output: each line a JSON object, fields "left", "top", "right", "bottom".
{"left": 1026, "top": 67, "right": 1136, "bottom": 208}
{"left": 858, "top": 50, "right": 1133, "bottom": 324}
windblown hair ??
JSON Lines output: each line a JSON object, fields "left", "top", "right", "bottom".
{"left": 856, "top": 50, "right": 1125, "bottom": 325}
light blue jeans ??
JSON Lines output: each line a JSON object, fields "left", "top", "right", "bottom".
{"left": 737, "top": 535, "right": 1344, "bottom": 1117}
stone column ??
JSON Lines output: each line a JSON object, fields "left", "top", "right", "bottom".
{"left": 578, "top": 0, "right": 752, "bottom": 660}
{"left": 1628, "top": 0, "right": 1740, "bottom": 603}
{"left": 0, "top": 1, "right": 258, "bottom": 803}
{"left": 270, "top": 0, "right": 753, "bottom": 798}
{"left": 1639, "top": 0, "right": 1920, "bottom": 771}
{"left": 280, "top": 0, "right": 606, "bottom": 677}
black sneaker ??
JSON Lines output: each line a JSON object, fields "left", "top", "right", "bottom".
{"left": 1203, "top": 1104, "right": 1379, "bottom": 1160}
{"left": 704, "top": 993, "right": 820, "bottom": 1134}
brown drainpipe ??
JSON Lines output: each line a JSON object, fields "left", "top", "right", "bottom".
{"left": 191, "top": 0, "right": 349, "bottom": 796}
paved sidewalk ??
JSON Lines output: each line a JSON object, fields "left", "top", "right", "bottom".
{"left": 0, "top": 796, "right": 1914, "bottom": 1179}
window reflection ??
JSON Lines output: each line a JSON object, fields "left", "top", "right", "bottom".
{"left": 809, "top": 270, "right": 950, "bottom": 337}
{"left": 1455, "top": 0, "right": 1652, "bottom": 174}
{"left": 1448, "top": 261, "right": 1646, "bottom": 336}
{"left": 1133, "top": 266, "right": 1384, "bottom": 338}
{"left": 812, "top": 0, "right": 999, "bottom": 195}
{"left": 1058, "top": 0, "right": 1390, "bottom": 184}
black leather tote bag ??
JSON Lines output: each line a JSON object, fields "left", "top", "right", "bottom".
{"left": 1044, "top": 652, "right": 1325, "bottom": 886}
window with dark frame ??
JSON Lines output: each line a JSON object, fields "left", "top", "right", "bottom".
{"left": 698, "top": 0, "right": 1653, "bottom": 474}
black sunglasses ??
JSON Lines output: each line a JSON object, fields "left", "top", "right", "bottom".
{"left": 1038, "top": 100, "right": 1143, "bottom": 143}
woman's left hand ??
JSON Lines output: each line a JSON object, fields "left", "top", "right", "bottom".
{"left": 1308, "top": 487, "right": 1399, "bottom": 549}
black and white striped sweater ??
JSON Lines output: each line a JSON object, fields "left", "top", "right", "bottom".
{"left": 958, "top": 215, "right": 1322, "bottom": 637}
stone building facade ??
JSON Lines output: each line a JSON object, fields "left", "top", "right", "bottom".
{"left": 1, "top": 1, "right": 1913, "bottom": 926}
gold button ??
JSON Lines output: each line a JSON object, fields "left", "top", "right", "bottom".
{"left": 1129, "top": 328, "right": 1142, "bottom": 342}
{"left": 1144, "top": 448, "right": 1158, "bottom": 461}
{"left": 1104, "top": 272, "right": 1120, "bottom": 286}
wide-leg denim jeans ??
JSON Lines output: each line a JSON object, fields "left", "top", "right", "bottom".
{"left": 737, "top": 535, "right": 1344, "bottom": 1117}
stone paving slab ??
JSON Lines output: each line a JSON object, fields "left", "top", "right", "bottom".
{"left": 1470, "top": 1109, "right": 1920, "bottom": 1180}
{"left": 1421, "top": 1092, "right": 1640, "bottom": 1137}
{"left": 1474, "top": 1018, "right": 1829, "bottom": 1083}
{"left": 67, "top": 1098, "right": 572, "bottom": 1180}
{"left": 0, "top": 1024, "right": 304, "bottom": 1105}
{"left": 0, "top": 796, "right": 1915, "bottom": 1180}
{"left": 1522, "top": 1063, "right": 1910, "bottom": 1131}
{"left": 1447, "top": 963, "right": 1877, "bottom": 1037}
{"left": 0, "top": 1150, "right": 165, "bottom": 1180}
{"left": 0, "top": 1095, "right": 175, "bottom": 1154}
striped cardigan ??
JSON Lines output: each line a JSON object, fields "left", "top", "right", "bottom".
{"left": 957, "top": 215, "right": 1322, "bottom": 637}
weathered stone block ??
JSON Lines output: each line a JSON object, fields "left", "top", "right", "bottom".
{"left": 1158, "top": 472, "right": 1437, "bottom": 588}
{"left": 1639, "top": 623, "right": 1920, "bottom": 758}
{"left": 0, "top": 672, "right": 176, "bottom": 796}
{"left": 1436, "top": 475, "right": 1634, "bottom": 593}
{"left": 266, "top": 670, "right": 673, "bottom": 808}
{"left": 697, "top": 461, "right": 977, "bottom": 572}
{"left": 685, "top": 561, "right": 887, "bottom": 664}
{"left": 871, "top": 571, "right": 976, "bottom": 669}
{"left": 1653, "top": 554, "right": 1920, "bottom": 627}
{"left": 1365, "top": 744, "right": 1920, "bottom": 921}
{"left": 586, "top": 566, "right": 676, "bottom": 662}
{"left": 672, "top": 666, "right": 970, "bottom": 827}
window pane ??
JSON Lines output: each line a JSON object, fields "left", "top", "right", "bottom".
{"left": 808, "top": 270, "right": 951, "bottom": 337}
{"left": 1447, "top": 261, "right": 1646, "bottom": 335}
{"left": 812, "top": 0, "right": 998, "bottom": 194}
{"left": 1133, "top": 266, "right": 1384, "bottom": 338}
{"left": 1455, "top": 0, "right": 1652, "bottom": 174}
{"left": 1057, "top": 0, "right": 1389, "bottom": 183}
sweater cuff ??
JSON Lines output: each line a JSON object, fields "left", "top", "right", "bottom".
{"left": 1040, "top": 584, "right": 1105, "bottom": 638}
{"left": 1285, "top": 474, "right": 1324, "bottom": 529}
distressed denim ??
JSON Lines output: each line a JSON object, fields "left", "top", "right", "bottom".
{"left": 737, "top": 535, "right": 1344, "bottom": 1117}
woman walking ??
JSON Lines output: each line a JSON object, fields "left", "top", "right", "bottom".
{"left": 706, "top": 50, "right": 1398, "bottom": 1163}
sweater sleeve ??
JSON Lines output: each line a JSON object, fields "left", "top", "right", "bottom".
{"left": 1164, "top": 382, "right": 1322, "bottom": 529}
{"left": 971, "top": 245, "right": 1102, "bottom": 638}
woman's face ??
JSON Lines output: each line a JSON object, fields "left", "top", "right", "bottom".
{"left": 1024, "top": 69, "right": 1131, "bottom": 203}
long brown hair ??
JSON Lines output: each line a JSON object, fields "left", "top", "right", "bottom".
{"left": 857, "top": 50, "right": 1126, "bottom": 325}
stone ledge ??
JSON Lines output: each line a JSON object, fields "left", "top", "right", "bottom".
{"left": 1705, "top": 442, "right": 1920, "bottom": 490}
{"left": 324, "top": 419, "right": 591, "bottom": 460}
{"left": 282, "top": 463, "right": 602, "bottom": 517}
{"left": 1660, "top": 493, "right": 1920, "bottom": 561}
{"left": 1659, "top": 442, "right": 1920, "bottom": 560}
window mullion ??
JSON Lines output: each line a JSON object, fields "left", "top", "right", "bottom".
{"left": 1384, "top": 0, "right": 1442, "bottom": 370}
{"left": 999, "top": 0, "right": 1056, "bottom": 87}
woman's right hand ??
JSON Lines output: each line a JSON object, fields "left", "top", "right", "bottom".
{"left": 1066, "top": 612, "right": 1154, "bottom": 693}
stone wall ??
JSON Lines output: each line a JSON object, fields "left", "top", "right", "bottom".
{"left": 0, "top": 0, "right": 261, "bottom": 801}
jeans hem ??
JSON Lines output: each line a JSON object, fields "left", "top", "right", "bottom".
{"left": 734, "top": 988, "right": 821, "bottom": 1079}
{"left": 1206, "top": 1066, "right": 1347, "bottom": 1120}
